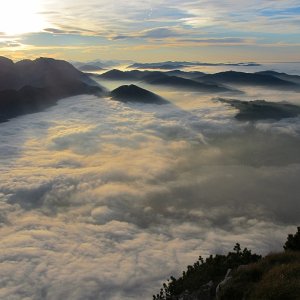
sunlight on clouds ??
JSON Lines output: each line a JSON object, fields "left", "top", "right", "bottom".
{"left": 0, "top": 0, "right": 299, "bottom": 61}
{"left": 0, "top": 91, "right": 300, "bottom": 298}
{"left": 0, "top": 0, "right": 48, "bottom": 35}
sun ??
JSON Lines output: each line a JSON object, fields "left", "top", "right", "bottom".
{"left": 0, "top": 0, "right": 48, "bottom": 35}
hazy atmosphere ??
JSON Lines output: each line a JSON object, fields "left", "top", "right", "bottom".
{"left": 0, "top": 1, "right": 299, "bottom": 300}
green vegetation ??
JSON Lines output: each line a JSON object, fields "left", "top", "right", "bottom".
{"left": 153, "top": 244, "right": 261, "bottom": 299}
{"left": 153, "top": 228, "right": 300, "bottom": 300}
{"left": 219, "top": 251, "right": 300, "bottom": 300}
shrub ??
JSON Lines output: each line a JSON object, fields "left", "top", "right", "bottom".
{"left": 219, "top": 251, "right": 300, "bottom": 300}
{"left": 250, "top": 262, "right": 300, "bottom": 300}
{"left": 153, "top": 244, "right": 261, "bottom": 300}
{"left": 284, "top": 227, "right": 300, "bottom": 251}
{"left": 153, "top": 228, "right": 300, "bottom": 300}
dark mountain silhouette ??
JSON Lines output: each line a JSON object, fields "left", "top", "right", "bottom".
{"left": 0, "top": 56, "right": 103, "bottom": 122}
{"left": 77, "top": 64, "right": 104, "bottom": 72}
{"left": 0, "top": 83, "right": 100, "bottom": 123}
{"left": 165, "top": 70, "right": 206, "bottom": 79}
{"left": 97, "top": 69, "right": 300, "bottom": 91}
{"left": 0, "top": 57, "right": 18, "bottom": 91}
{"left": 140, "top": 71, "right": 170, "bottom": 82}
{"left": 144, "top": 75, "right": 235, "bottom": 93}
{"left": 98, "top": 69, "right": 206, "bottom": 82}
{"left": 127, "top": 70, "right": 153, "bottom": 79}
{"left": 0, "top": 56, "right": 98, "bottom": 91}
{"left": 110, "top": 84, "right": 167, "bottom": 104}
{"left": 256, "top": 70, "right": 300, "bottom": 85}
{"left": 128, "top": 61, "right": 261, "bottom": 70}
{"left": 98, "top": 69, "right": 141, "bottom": 80}
{"left": 197, "top": 71, "right": 299, "bottom": 89}
{"left": 218, "top": 98, "right": 300, "bottom": 121}
{"left": 97, "top": 69, "right": 170, "bottom": 81}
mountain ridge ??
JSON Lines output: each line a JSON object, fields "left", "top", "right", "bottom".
{"left": 0, "top": 56, "right": 103, "bottom": 122}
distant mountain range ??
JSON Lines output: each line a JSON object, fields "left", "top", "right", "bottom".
{"left": 197, "top": 71, "right": 300, "bottom": 90}
{"left": 2, "top": 57, "right": 300, "bottom": 123}
{"left": 98, "top": 68, "right": 300, "bottom": 91}
{"left": 145, "top": 74, "right": 234, "bottom": 93}
{"left": 71, "top": 59, "right": 134, "bottom": 71}
{"left": 76, "top": 64, "right": 104, "bottom": 72}
{"left": 98, "top": 69, "right": 237, "bottom": 93}
{"left": 256, "top": 70, "right": 300, "bottom": 85}
{"left": 98, "top": 69, "right": 142, "bottom": 80}
{"left": 128, "top": 61, "right": 260, "bottom": 70}
{"left": 0, "top": 56, "right": 103, "bottom": 122}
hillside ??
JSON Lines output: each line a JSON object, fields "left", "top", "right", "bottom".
{"left": 110, "top": 84, "right": 167, "bottom": 104}
{"left": 153, "top": 228, "right": 300, "bottom": 300}
{"left": 143, "top": 75, "right": 234, "bottom": 93}
{"left": 197, "top": 71, "right": 300, "bottom": 90}
{"left": 218, "top": 98, "right": 300, "bottom": 121}
{"left": 0, "top": 56, "right": 103, "bottom": 122}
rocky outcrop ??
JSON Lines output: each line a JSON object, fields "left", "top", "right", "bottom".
{"left": 215, "top": 269, "right": 232, "bottom": 300}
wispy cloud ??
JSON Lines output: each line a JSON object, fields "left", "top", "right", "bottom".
{"left": 178, "top": 37, "right": 254, "bottom": 45}
{"left": 111, "top": 27, "right": 184, "bottom": 40}
{"left": 1, "top": 0, "right": 300, "bottom": 63}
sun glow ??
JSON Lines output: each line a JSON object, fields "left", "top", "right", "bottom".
{"left": 0, "top": 0, "right": 48, "bottom": 35}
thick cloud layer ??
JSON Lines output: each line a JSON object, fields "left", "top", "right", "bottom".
{"left": 0, "top": 87, "right": 299, "bottom": 299}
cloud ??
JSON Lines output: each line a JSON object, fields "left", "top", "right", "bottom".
{"left": 140, "top": 27, "right": 182, "bottom": 39}
{"left": 14, "top": 0, "right": 292, "bottom": 49}
{"left": 43, "top": 25, "right": 97, "bottom": 35}
{"left": 1, "top": 0, "right": 298, "bottom": 61}
{"left": 0, "top": 41, "right": 21, "bottom": 48}
{"left": 180, "top": 0, "right": 300, "bottom": 34}
{"left": 43, "top": 28, "right": 80, "bottom": 34}
{"left": 0, "top": 86, "right": 300, "bottom": 299}
{"left": 20, "top": 32, "right": 107, "bottom": 47}
{"left": 38, "top": 0, "right": 300, "bottom": 36}
{"left": 111, "top": 27, "right": 184, "bottom": 40}
{"left": 179, "top": 37, "right": 253, "bottom": 45}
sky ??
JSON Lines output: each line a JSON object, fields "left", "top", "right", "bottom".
{"left": 0, "top": 0, "right": 300, "bottom": 62}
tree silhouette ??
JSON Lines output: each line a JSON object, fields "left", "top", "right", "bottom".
{"left": 153, "top": 243, "right": 261, "bottom": 300}
{"left": 284, "top": 227, "right": 300, "bottom": 251}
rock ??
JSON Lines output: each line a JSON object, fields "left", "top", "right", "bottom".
{"left": 216, "top": 269, "right": 232, "bottom": 300}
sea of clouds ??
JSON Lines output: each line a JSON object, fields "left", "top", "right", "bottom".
{"left": 0, "top": 88, "right": 299, "bottom": 299}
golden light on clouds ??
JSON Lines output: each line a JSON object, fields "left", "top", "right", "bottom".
{"left": 0, "top": 0, "right": 48, "bottom": 35}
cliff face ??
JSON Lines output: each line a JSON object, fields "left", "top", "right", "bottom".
{"left": 0, "top": 57, "right": 103, "bottom": 122}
